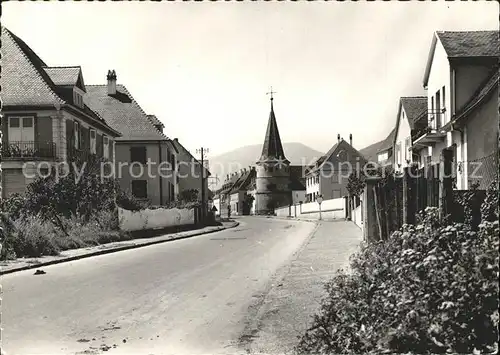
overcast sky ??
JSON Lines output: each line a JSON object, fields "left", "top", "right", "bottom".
{"left": 2, "top": 1, "right": 498, "bottom": 157}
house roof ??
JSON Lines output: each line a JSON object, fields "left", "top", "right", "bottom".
{"left": 289, "top": 175, "right": 306, "bottom": 191}
{"left": 307, "top": 139, "right": 366, "bottom": 174}
{"left": 229, "top": 168, "right": 255, "bottom": 193}
{"left": 147, "top": 114, "right": 164, "bottom": 128}
{"left": 453, "top": 66, "right": 499, "bottom": 124}
{"left": 85, "top": 84, "right": 168, "bottom": 141}
{"left": 437, "top": 31, "right": 499, "bottom": 58}
{"left": 400, "top": 96, "right": 428, "bottom": 129}
{"left": 1, "top": 27, "right": 120, "bottom": 136}
{"left": 1, "top": 26, "right": 64, "bottom": 106}
{"left": 43, "top": 66, "right": 82, "bottom": 87}
{"left": 424, "top": 30, "right": 499, "bottom": 87}
{"left": 171, "top": 138, "right": 211, "bottom": 177}
{"left": 258, "top": 98, "right": 289, "bottom": 163}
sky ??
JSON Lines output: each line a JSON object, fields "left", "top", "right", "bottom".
{"left": 2, "top": 1, "right": 498, "bottom": 158}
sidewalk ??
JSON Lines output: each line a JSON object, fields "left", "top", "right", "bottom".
{"left": 240, "top": 220, "right": 362, "bottom": 355}
{"left": 0, "top": 220, "right": 239, "bottom": 275}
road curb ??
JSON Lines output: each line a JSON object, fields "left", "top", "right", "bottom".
{"left": 0, "top": 221, "right": 240, "bottom": 276}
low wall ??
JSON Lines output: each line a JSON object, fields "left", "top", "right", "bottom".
{"left": 300, "top": 198, "right": 345, "bottom": 214}
{"left": 274, "top": 197, "right": 345, "bottom": 220}
{"left": 118, "top": 206, "right": 195, "bottom": 232}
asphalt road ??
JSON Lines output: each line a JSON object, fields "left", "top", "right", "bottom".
{"left": 1, "top": 217, "right": 316, "bottom": 355}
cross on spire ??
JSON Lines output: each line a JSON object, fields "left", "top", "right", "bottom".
{"left": 266, "top": 87, "right": 276, "bottom": 101}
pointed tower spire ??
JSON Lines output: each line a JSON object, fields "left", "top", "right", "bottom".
{"left": 259, "top": 89, "right": 288, "bottom": 162}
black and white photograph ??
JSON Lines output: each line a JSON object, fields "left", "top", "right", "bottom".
{"left": 0, "top": 1, "right": 498, "bottom": 354}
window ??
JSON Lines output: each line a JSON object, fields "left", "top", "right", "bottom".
{"left": 430, "top": 97, "right": 435, "bottom": 128}
{"left": 8, "top": 117, "right": 34, "bottom": 142}
{"left": 395, "top": 142, "right": 402, "bottom": 165}
{"left": 131, "top": 180, "right": 148, "bottom": 199}
{"left": 73, "top": 90, "right": 84, "bottom": 108}
{"left": 103, "top": 135, "right": 109, "bottom": 159}
{"left": 130, "top": 146, "right": 147, "bottom": 164}
{"left": 74, "top": 121, "right": 80, "bottom": 149}
{"left": 90, "top": 129, "right": 96, "bottom": 154}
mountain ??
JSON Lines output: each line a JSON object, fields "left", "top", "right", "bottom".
{"left": 208, "top": 142, "right": 324, "bottom": 190}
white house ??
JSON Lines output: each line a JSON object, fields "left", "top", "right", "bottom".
{"left": 414, "top": 30, "right": 498, "bottom": 189}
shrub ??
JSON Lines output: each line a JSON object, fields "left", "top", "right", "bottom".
{"left": 11, "top": 215, "right": 61, "bottom": 258}
{"left": 296, "top": 206, "right": 499, "bottom": 354}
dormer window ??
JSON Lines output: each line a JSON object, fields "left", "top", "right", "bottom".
{"left": 73, "top": 89, "right": 84, "bottom": 108}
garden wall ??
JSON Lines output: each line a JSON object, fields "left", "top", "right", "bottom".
{"left": 118, "top": 206, "right": 195, "bottom": 232}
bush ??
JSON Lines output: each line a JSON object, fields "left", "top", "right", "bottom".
{"left": 10, "top": 215, "right": 61, "bottom": 258}
{"left": 297, "top": 205, "right": 499, "bottom": 354}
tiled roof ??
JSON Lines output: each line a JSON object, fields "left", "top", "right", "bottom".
{"left": 258, "top": 99, "right": 288, "bottom": 163}
{"left": 454, "top": 67, "right": 499, "bottom": 122}
{"left": 0, "top": 26, "right": 64, "bottom": 106}
{"left": 147, "top": 114, "right": 164, "bottom": 128}
{"left": 85, "top": 84, "right": 167, "bottom": 141}
{"left": 289, "top": 175, "right": 306, "bottom": 191}
{"left": 44, "top": 67, "right": 81, "bottom": 87}
{"left": 400, "top": 96, "right": 427, "bottom": 129}
{"left": 437, "top": 31, "right": 499, "bottom": 58}
{"left": 230, "top": 168, "right": 255, "bottom": 193}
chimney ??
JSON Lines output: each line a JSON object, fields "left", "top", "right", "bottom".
{"left": 349, "top": 133, "right": 352, "bottom": 146}
{"left": 107, "top": 70, "right": 117, "bottom": 95}
{"left": 337, "top": 134, "right": 340, "bottom": 142}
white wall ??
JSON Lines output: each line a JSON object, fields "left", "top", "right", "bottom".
{"left": 395, "top": 109, "right": 412, "bottom": 171}
{"left": 118, "top": 206, "right": 195, "bottom": 232}
{"left": 352, "top": 203, "right": 363, "bottom": 230}
{"left": 300, "top": 197, "right": 344, "bottom": 214}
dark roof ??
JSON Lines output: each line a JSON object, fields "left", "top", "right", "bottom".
{"left": 360, "top": 140, "right": 384, "bottom": 163}
{"left": 454, "top": 67, "right": 499, "bottom": 123}
{"left": 258, "top": 99, "right": 288, "bottom": 163}
{"left": 44, "top": 67, "right": 82, "bottom": 87}
{"left": 85, "top": 84, "right": 168, "bottom": 141}
{"left": 1, "top": 26, "right": 64, "bottom": 106}
{"left": 437, "top": 31, "right": 499, "bottom": 58}
{"left": 230, "top": 168, "right": 256, "bottom": 193}
{"left": 290, "top": 165, "right": 306, "bottom": 179}
{"left": 147, "top": 114, "right": 164, "bottom": 128}
{"left": 307, "top": 139, "right": 366, "bottom": 174}
{"left": 400, "top": 97, "right": 428, "bottom": 129}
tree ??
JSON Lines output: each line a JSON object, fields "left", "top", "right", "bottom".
{"left": 177, "top": 189, "right": 199, "bottom": 203}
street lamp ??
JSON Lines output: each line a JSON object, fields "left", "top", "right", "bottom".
{"left": 317, "top": 194, "right": 323, "bottom": 220}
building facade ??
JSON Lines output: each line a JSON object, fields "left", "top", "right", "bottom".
{"left": 85, "top": 71, "right": 179, "bottom": 205}
{"left": 0, "top": 27, "right": 121, "bottom": 198}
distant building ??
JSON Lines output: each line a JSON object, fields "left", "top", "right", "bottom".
{"left": 305, "top": 134, "right": 366, "bottom": 202}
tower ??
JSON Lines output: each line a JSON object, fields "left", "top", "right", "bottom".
{"left": 255, "top": 92, "right": 292, "bottom": 214}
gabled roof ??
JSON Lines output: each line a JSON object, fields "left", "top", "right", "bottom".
{"left": 85, "top": 84, "right": 168, "bottom": 141}
{"left": 44, "top": 66, "right": 83, "bottom": 88}
{"left": 400, "top": 97, "right": 427, "bottom": 129}
{"left": 307, "top": 139, "right": 366, "bottom": 174}
{"left": 1, "top": 26, "right": 120, "bottom": 136}
{"left": 424, "top": 30, "right": 499, "bottom": 87}
{"left": 438, "top": 31, "right": 499, "bottom": 58}
{"left": 229, "top": 168, "right": 255, "bottom": 193}
{"left": 453, "top": 66, "right": 499, "bottom": 124}
{"left": 289, "top": 175, "right": 306, "bottom": 191}
{"left": 258, "top": 98, "right": 289, "bottom": 163}
{"left": 147, "top": 114, "right": 164, "bottom": 129}
{"left": 1, "top": 26, "right": 64, "bottom": 106}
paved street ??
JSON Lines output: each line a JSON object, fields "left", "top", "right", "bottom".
{"left": 1, "top": 217, "right": 317, "bottom": 355}
{"left": 240, "top": 220, "right": 363, "bottom": 354}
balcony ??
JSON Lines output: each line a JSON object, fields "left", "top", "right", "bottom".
{"left": 1, "top": 141, "right": 56, "bottom": 160}
{"left": 411, "top": 110, "right": 447, "bottom": 150}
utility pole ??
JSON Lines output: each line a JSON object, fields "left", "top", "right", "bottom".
{"left": 196, "top": 147, "right": 209, "bottom": 221}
